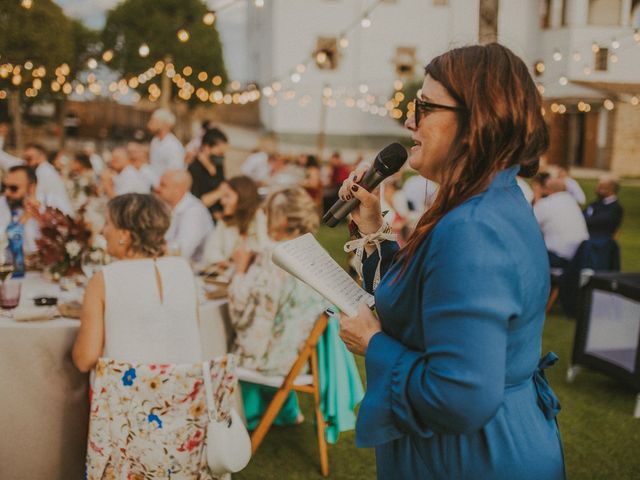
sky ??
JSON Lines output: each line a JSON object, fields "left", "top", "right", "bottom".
{"left": 55, "top": 0, "right": 245, "bottom": 29}
{"left": 54, "top": 0, "right": 248, "bottom": 80}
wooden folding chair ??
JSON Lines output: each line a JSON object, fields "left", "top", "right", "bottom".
{"left": 237, "top": 313, "right": 330, "bottom": 476}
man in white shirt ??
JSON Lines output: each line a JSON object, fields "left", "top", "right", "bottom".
{"left": 127, "top": 140, "right": 158, "bottom": 190}
{"left": 558, "top": 167, "right": 586, "bottom": 205}
{"left": 23, "top": 143, "right": 73, "bottom": 215}
{"left": 147, "top": 108, "right": 185, "bottom": 183}
{"left": 0, "top": 166, "right": 71, "bottom": 253}
{"left": 533, "top": 175, "right": 589, "bottom": 267}
{"left": 0, "top": 123, "right": 22, "bottom": 171}
{"left": 155, "top": 170, "right": 213, "bottom": 262}
{"left": 241, "top": 150, "right": 270, "bottom": 184}
{"left": 101, "top": 147, "right": 150, "bottom": 198}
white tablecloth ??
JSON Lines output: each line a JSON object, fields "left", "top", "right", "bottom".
{"left": 0, "top": 273, "right": 231, "bottom": 480}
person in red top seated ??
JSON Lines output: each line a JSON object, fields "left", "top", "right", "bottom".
{"left": 323, "top": 151, "right": 352, "bottom": 215}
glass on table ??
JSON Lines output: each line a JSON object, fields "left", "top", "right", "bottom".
{"left": 0, "top": 278, "right": 22, "bottom": 309}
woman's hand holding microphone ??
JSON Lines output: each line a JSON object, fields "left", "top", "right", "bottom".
{"left": 337, "top": 165, "right": 383, "bottom": 356}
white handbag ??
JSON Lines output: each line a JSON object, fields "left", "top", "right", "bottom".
{"left": 202, "top": 360, "right": 252, "bottom": 475}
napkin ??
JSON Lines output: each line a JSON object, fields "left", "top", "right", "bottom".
{"left": 12, "top": 305, "right": 59, "bottom": 322}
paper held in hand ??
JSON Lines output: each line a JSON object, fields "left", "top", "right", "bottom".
{"left": 271, "top": 233, "right": 375, "bottom": 317}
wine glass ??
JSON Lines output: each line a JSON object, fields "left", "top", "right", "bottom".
{"left": 0, "top": 249, "right": 14, "bottom": 283}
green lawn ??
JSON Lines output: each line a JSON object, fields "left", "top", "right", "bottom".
{"left": 237, "top": 180, "right": 640, "bottom": 479}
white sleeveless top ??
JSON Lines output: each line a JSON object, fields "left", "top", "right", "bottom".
{"left": 102, "top": 256, "right": 202, "bottom": 364}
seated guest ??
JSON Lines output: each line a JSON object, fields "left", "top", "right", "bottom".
{"left": 0, "top": 165, "right": 71, "bottom": 253}
{"left": 201, "top": 175, "right": 268, "bottom": 265}
{"left": 72, "top": 193, "right": 202, "bottom": 369}
{"left": 228, "top": 187, "right": 328, "bottom": 427}
{"left": 23, "top": 143, "right": 73, "bottom": 215}
{"left": 127, "top": 140, "right": 157, "bottom": 190}
{"left": 533, "top": 174, "right": 589, "bottom": 267}
{"left": 156, "top": 169, "right": 213, "bottom": 262}
{"left": 100, "top": 147, "right": 150, "bottom": 198}
{"left": 66, "top": 152, "right": 97, "bottom": 209}
{"left": 147, "top": 108, "right": 185, "bottom": 180}
{"left": 299, "top": 154, "right": 323, "bottom": 208}
{"left": 241, "top": 148, "right": 270, "bottom": 185}
{"left": 72, "top": 195, "right": 211, "bottom": 477}
{"left": 584, "top": 174, "right": 623, "bottom": 239}
{"left": 189, "top": 127, "right": 228, "bottom": 213}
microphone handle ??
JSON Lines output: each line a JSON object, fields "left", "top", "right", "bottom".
{"left": 322, "top": 169, "right": 386, "bottom": 227}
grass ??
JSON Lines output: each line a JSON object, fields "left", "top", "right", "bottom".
{"left": 237, "top": 180, "right": 640, "bottom": 479}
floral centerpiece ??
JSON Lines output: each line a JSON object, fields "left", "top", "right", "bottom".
{"left": 36, "top": 207, "right": 92, "bottom": 279}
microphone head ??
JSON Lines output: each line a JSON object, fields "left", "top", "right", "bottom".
{"left": 374, "top": 142, "right": 408, "bottom": 175}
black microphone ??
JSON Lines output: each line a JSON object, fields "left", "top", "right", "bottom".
{"left": 322, "top": 142, "right": 408, "bottom": 227}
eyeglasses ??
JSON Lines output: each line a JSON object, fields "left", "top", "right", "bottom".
{"left": 2, "top": 184, "right": 19, "bottom": 193}
{"left": 413, "top": 98, "right": 466, "bottom": 126}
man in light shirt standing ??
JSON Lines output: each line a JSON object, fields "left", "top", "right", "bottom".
{"left": 533, "top": 174, "right": 589, "bottom": 268}
{"left": 155, "top": 170, "right": 213, "bottom": 262}
{"left": 101, "top": 147, "right": 150, "bottom": 198}
{"left": 147, "top": 108, "right": 185, "bottom": 183}
{"left": 22, "top": 143, "right": 73, "bottom": 215}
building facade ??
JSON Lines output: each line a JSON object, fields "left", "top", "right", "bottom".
{"left": 218, "top": 0, "right": 639, "bottom": 173}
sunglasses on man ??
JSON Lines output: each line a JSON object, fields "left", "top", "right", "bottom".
{"left": 2, "top": 184, "right": 20, "bottom": 193}
{"left": 413, "top": 98, "right": 466, "bottom": 126}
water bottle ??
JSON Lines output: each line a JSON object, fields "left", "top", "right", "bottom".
{"left": 6, "top": 210, "right": 25, "bottom": 278}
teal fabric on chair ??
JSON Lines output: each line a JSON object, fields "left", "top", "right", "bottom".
{"left": 240, "top": 311, "right": 364, "bottom": 444}
{"left": 317, "top": 313, "right": 365, "bottom": 444}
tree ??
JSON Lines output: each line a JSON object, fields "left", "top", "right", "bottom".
{"left": 0, "top": 0, "right": 75, "bottom": 150}
{"left": 102, "top": 0, "right": 228, "bottom": 108}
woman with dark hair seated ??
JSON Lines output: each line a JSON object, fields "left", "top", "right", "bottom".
{"left": 201, "top": 175, "right": 268, "bottom": 265}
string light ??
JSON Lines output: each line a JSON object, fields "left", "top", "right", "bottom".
{"left": 138, "top": 43, "right": 150, "bottom": 57}
{"left": 361, "top": 16, "right": 372, "bottom": 28}
{"left": 611, "top": 39, "right": 620, "bottom": 49}
{"left": 177, "top": 29, "right": 190, "bottom": 42}
{"left": 21, "top": 0, "right": 33, "bottom": 9}
{"left": 552, "top": 50, "right": 562, "bottom": 61}
{"left": 87, "top": 58, "right": 98, "bottom": 69}
{"left": 558, "top": 76, "right": 568, "bottom": 86}
{"left": 102, "top": 50, "right": 114, "bottom": 62}
{"left": 603, "top": 99, "right": 615, "bottom": 110}
{"left": 534, "top": 61, "right": 545, "bottom": 74}
{"left": 572, "top": 52, "right": 581, "bottom": 62}
{"left": 203, "top": 11, "right": 216, "bottom": 25}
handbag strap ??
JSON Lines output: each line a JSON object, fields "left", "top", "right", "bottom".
{"left": 202, "top": 361, "right": 216, "bottom": 422}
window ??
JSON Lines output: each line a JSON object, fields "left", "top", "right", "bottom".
{"left": 588, "top": 0, "right": 622, "bottom": 25}
{"left": 314, "top": 37, "right": 339, "bottom": 70}
{"left": 595, "top": 47, "right": 608, "bottom": 71}
{"left": 561, "top": 0, "right": 568, "bottom": 25}
{"left": 540, "top": 0, "right": 552, "bottom": 28}
{"left": 393, "top": 46, "right": 416, "bottom": 77}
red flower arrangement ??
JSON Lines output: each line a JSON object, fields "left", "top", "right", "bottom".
{"left": 36, "top": 207, "right": 92, "bottom": 278}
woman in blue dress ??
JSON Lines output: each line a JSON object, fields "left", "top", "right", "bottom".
{"left": 338, "top": 43, "right": 565, "bottom": 479}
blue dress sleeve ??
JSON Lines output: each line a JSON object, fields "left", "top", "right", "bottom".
{"left": 361, "top": 241, "right": 399, "bottom": 293}
{"left": 357, "top": 220, "right": 523, "bottom": 447}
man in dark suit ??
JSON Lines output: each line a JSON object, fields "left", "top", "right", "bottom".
{"left": 584, "top": 174, "right": 623, "bottom": 239}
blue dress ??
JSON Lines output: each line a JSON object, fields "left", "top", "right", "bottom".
{"left": 358, "top": 167, "right": 565, "bottom": 479}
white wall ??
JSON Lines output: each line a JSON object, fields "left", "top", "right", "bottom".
{"left": 253, "top": 0, "right": 480, "bottom": 136}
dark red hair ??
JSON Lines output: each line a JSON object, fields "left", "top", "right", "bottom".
{"left": 398, "top": 43, "right": 549, "bottom": 271}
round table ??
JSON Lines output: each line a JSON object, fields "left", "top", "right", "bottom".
{"left": 0, "top": 272, "right": 231, "bottom": 480}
